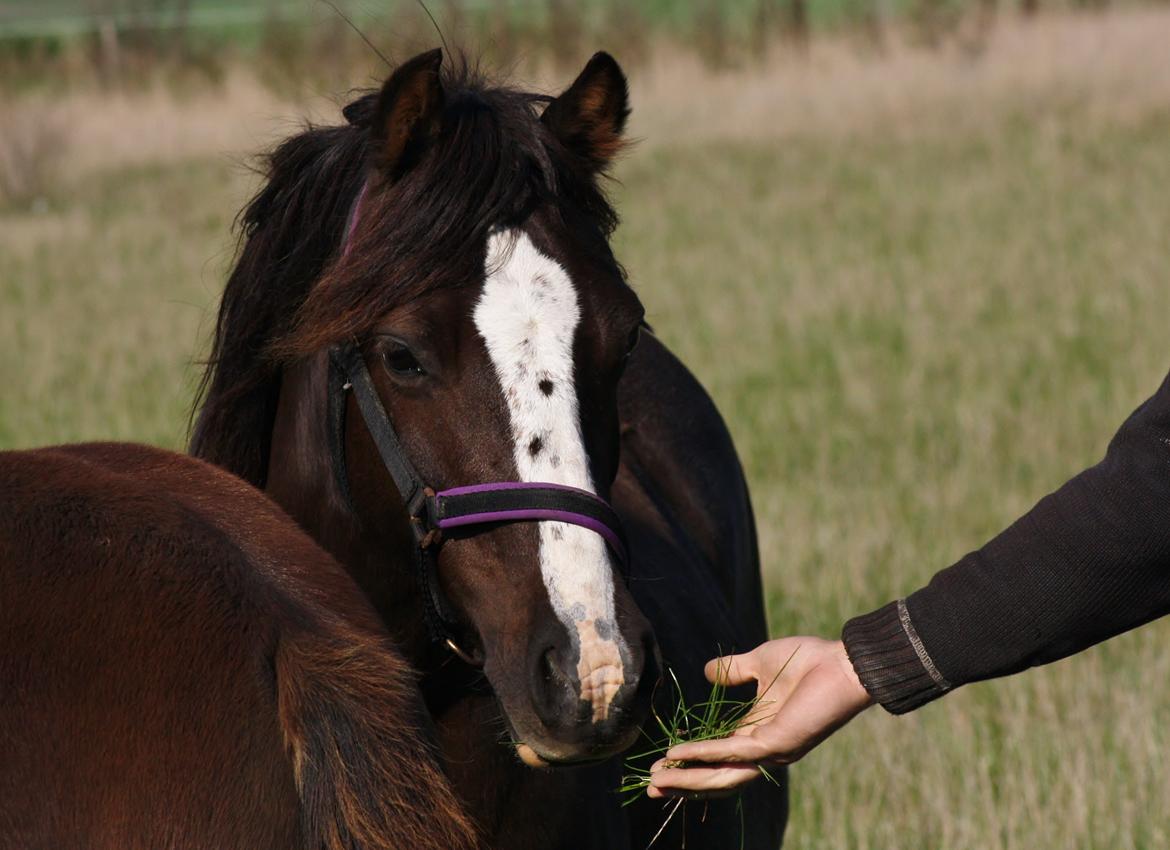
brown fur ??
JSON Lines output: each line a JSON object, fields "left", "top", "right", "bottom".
{"left": 190, "top": 48, "right": 787, "bottom": 849}
{"left": 0, "top": 443, "right": 479, "bottom": 850}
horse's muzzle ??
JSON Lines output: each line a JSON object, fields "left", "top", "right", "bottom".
{"left": 522, "top": 620, "right": 660, "bottom": 763}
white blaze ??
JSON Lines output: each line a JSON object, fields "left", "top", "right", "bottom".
{"left": 473, "top": 229, "right": 626, "bottom": 723}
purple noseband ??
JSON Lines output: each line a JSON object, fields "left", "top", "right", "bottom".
{"left": 431, "top": 482, "right": 628, "bottom": 566}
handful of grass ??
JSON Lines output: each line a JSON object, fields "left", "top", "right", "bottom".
{"left": 618, "top": 653, "right": 793, "bottom": 848}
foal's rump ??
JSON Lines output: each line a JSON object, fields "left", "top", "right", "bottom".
{"left": 0, "top": 444, "right": 477, "bottom": 850}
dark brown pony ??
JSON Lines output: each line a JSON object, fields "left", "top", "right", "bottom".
{"left": 0, "top": 443, "right": 479, "bottom": 850}
{"left": 192, "top": 50, "right": 787, "bottom": 848}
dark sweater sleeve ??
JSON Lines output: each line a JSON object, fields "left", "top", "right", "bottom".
{"left": 842, "top": 366, "right": 1170, "bottom": 714}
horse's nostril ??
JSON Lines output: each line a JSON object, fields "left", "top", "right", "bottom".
{"left": 541, "top": 646, "right": 571, "bottom": 688}
{"left": 530, "top": 645, "right": 587, "bottom": 733}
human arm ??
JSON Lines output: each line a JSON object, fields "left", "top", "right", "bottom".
{"left": 651, "top": 365, "right": 1170, "bottom": 796}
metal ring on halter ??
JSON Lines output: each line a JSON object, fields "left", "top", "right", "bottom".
{"left": 444, "top": 638, "right": 479, "bottom": 666}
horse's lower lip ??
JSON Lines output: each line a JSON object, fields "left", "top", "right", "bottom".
{"left": 515, "top": 743, "right": 550, "bottom": 768}
{"left": 514, "top": 742, "right": 609, "bottom": 769}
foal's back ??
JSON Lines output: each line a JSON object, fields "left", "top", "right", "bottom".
{"left": 0, "top": 443, "right": 477, "bottom": 850}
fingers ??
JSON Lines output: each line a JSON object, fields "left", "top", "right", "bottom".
{"left": 664, "top": 734, "right": 769, "bottom": 765}
{"left": 648, "top": 760, "right": 762, "bottom": 798}
{"left": 703, "top": 637, "right": 810, "bottom": 689}
{"left": 646, "top": 780, "right": 740, "bottom": 800}
{"left": 703, "top": 651, "right": 756, "bottom": 687}
{"left": 644, "top": 637, "right": 866, "bottom": 803}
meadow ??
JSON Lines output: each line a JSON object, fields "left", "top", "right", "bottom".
{"left": 3, "top": 9, "right": 1170, "bottom": 847}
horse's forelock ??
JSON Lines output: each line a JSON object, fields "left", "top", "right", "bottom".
{"left": 279, "top": 84, "right": 587, "bottom": 355}
{"left": 191, "top": 60, "right": 617, "bottom": 485}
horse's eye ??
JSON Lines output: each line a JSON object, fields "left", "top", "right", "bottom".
{"left": 383, "top": 342, "right": 426, "bottom": 377}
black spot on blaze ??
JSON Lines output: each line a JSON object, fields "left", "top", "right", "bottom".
{"left": 539, "top": 379, "right": 554, "bottom": 395}
{"left": 550, "top": 454, "right": 561, "bottom": 468}
{"left": 594, "top": 619, "right": 614, "bottom": 640}
{"left": 529, "top": 436, "right": 543, "bottom": 457}
{"left": 550, "top": 526, "right": 565, "bottom": 540}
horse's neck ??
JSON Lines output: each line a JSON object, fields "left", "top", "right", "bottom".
{"left": 264, "top": 353, "right": 430, "bottom": 658}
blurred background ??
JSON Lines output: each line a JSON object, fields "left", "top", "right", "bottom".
{"left": 2, "top": 1, "right": 1169, "bottom": 847}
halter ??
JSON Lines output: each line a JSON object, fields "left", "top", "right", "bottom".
{"left": 327, "top": 182, "right": 629, "bottom": 663}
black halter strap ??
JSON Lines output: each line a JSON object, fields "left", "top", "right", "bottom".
{"left": 327, "top": 342, "right": 630, "bottom": 659}
{"left": 329, "top": 344, "right": 462, "bottom": 648}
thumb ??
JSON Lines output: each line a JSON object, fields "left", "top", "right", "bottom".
{"left": 703, "top": 651, "right": 757, "bottom": 687}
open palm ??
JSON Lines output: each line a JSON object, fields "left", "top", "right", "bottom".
{"left": 648, "top": 637, "right": 874, "bottom": 798}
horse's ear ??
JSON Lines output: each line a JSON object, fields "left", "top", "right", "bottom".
{"left": 542, "top": 51, "right": 630, "bottom": 174}
{"left": 370, "top": 48, "right": 445, "bottom": 177}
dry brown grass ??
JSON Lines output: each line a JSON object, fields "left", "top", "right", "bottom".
{"left": 629, "top": 7, "right": 1170, "bottom": 144}
{"left": 14, "top": 7, "right": 1170, "bottom": 180}
{"left": 0, "top": 100, "right": 67, "bottom": 207}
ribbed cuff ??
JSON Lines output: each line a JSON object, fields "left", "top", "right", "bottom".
{"left": 842, "top": 599, "right": 951, "bottom": 715}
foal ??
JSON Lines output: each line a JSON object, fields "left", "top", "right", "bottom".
{"left": 0, "top": 443, "right": 479, "bottom": 850}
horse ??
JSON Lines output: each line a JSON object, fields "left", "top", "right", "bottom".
{"left": 191, "top": 49, "right": 788, "bottom": 849}
{"left": 0, "top": 443, "right": 480, "bottom": 850}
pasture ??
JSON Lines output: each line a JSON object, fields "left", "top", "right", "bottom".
{"left": 3, "top": 9, "right": 1169, "bottom": 847}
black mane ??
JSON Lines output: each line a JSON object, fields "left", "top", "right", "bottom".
{"left": 190, "top": 59, "right": 619, "bottom": 487}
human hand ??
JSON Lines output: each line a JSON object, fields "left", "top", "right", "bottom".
{"left": 647, "top": 637, "right": 873, "bottom": 799}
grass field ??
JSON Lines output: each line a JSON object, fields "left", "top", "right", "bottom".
{"left": 3, "top": 9, "right": 1170, "bottom": 848}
